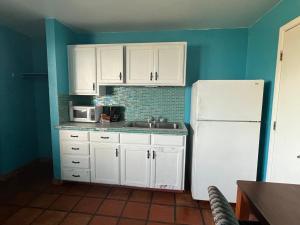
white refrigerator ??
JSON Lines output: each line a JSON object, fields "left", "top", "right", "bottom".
{"left": 190, "top": 80, "right": 264, "bottom": 202}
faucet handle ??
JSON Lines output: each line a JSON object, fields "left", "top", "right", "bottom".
{"left": 146, "top": 116, "right": 154, "bottom": 123}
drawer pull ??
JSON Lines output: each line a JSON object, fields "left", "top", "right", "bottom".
{"left": 70, "top": 135, "right": 79, "bottom": 138}
{"left": 72, "top": 161, "right": 80, "bottom": 164}
{"left": 152, "top": 151, "right": 156, "bottom": 159}
{"left": 100, "top": 136, "right": 109, "bottom": 139}
{"left": 116, "top": 149, "right": 119, "bottom": 157}
{"left": 72, "top": 174, "right": 80, "bottom": 177}
{"left": 71, "top": 147, "right": 79, "bottom": 151}
{"left": 147, "top": 150, "right": 150, "bottom": 159}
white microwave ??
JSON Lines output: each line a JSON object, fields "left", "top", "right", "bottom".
{"left": 69, "top": 106, "right": 97, "bottom": 123}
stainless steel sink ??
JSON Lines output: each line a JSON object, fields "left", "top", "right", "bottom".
{"left": 125, "top": 121, "right": 180, "bottom": 129}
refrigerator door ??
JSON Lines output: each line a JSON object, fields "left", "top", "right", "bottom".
{"left": 191, "top": 121, "right": 260, "bottom": 202}
{"left": 195, "top": 80, "right": 264, "bottom": 121}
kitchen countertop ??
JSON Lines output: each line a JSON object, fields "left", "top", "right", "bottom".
{"left": 56, "top": 121, "right": 188, "bottom": 135}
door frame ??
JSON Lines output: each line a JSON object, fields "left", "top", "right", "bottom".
{"left": 267, "top": 16, "right": 300, "bottom": 181}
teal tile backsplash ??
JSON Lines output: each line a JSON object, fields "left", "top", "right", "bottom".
{"left": 59, "top": 86, "right": 185, "bottom": 123}
{"left": 94, "top": 86, "right": 185, "bottom": 122}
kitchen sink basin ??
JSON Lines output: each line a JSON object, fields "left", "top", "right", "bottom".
{"left": 125, "top": 121, "right": 180, "bottom": 129}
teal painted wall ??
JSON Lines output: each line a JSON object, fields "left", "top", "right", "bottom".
{"left": 0, "top": 25, "right": 38, "bottom": 175}
{"left": 79, "top": 29, "right": 249, "bottom": 122}
{"left": 45, "top": 18, "right": 78, "bottom": 178}
{"left": 31, "top": 39, "right": 52, "bottom": 158}
{"left": 246, "top": 0, "right": 300, "bottom": 180}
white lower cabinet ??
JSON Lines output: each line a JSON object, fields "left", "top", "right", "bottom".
{"left": 90, "top": 143, "right": 120, "bottom": 184}
{"left": 60, "top": 130, "right": 186, "bottom": 190}
{"left": 151, "top": 146, "right": 183, "bottom": 190}
{"left": 120, "top": 145, "right": 151, "bottom": 187}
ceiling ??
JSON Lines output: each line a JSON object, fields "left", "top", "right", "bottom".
{"left": 0, "top": 0, "right": 280, "bottom": 37}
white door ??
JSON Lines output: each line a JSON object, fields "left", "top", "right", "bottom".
{"left": 90, "top": 143, "right": 120, "bottom": 184}
{"left": 151, "top": 146, "right": 183, "bottom": 190}
{"left": 195, "top": 80, "right": 264, "bottom": 121}
{"left": 96, "top": 45, "right": 124, "bottom": 84}
{"left": 126, "top": 45, "right": 155, "bottom": 84}
{"left": 155, "top": 44, "right": 185, "bottom": 86}
{"left": 268, "top": 23, "right": 300, "bottom": 184}
{"left": 120, "top": 145, "right": 150, "bottom": 187}
{"left": 68, "top": 46, "right": 97, "bottom": 95}
{"left": 191, "top": 121, "right": 260, "bottom": 202}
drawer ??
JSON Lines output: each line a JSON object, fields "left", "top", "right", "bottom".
{"left": 90, "top": 132, "right": 119, "bottom": 143}
{"left": 61, "top": 155, "right": 90, "bottom": 169}
{"left": 151, "top": 135, "right": 185, "bottom": 146}
{"left": 60, "top": 130, "right": 89, "bottom": 141}
{"left": 120, "top": 133, "right": 150, "bottom": 145}
{"left": 62, "top": 168, "right": 90, "bottom": 182}
{"left": 60, "top": 141, "right": 89, "bottom": 155}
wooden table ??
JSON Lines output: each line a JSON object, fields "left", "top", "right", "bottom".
{"left": 236, "top": 180, "right": 300, "bottom": 225}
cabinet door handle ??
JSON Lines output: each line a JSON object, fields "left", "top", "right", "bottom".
{"left": 116, "top": 149, "right": 119, "bottom": 157}
{"left": 72, "top": 161, "right": 80, "bottom": 164}
{"left": 155, "top": 72, "right": 158, "bottom": 80}
{"left": 93, "top": 82, "right": 95, "bottom": 90}
{"left": 147, "top": 150, "right": 150, "bottom": 159}
{"left": 119, "top": 72, "right": 122, "bottom": 80}
{"left": 152, "top": 151, "right": 156, "bottom": 159}
{"left": 72, "top": 174, "right": 80, "bottom": 177}
{"left": 297, "top": 155, "right": 300, "bottom": 159}
{"left": 70, "top": 135, "right": 78, "bottom": 138}
{"left": 100, "top": 136, "right": 109, "bottom": 139}
{"left": 150, "top": 72, "right": 153, "bottom": 81}
{"left": 71, "top": 147, "right": 79, "bottom": 151}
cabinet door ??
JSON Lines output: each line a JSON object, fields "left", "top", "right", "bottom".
{"left": 68, "top": 46, "right": 97, "bottom": 95}
{"left": 126, "top": 45, "right": 155, "bottom": 84}
{"left": 90, "top": 143, "right": 120, "bottom": 184}
{"left": 155, "top": 44, "right": 185, "bottom": 86}
{"left": 120, "top": 145, "right": 150, "bottom": 187}
{"left": 151, "top": 146, "right": 183, "bottom": 190}
{"left": 97, "top": 45, "right": 124, "bottom": 84}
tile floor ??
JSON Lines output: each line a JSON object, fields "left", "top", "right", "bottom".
{"left": 0, "top": 162, "right": 216, "bottom": 225}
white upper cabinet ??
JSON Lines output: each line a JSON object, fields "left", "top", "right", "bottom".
{"left": 68, "top": 46, "right": 97, "bottom": 95}
{"left": 151, "top": 146, "right": 183, "bottom": 190}
{"left": 97, "top": 45, "right": 124, "bottom": 85}
{"left": 126, "top": 45, "right": 155, "bottom": 84}
{"left": 126, "top": 43, "right": 186, "bottom": 86}
{"left": 155, "top": 44, "right": 185, "bottom": 86}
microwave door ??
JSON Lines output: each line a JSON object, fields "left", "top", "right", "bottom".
{"left": 73, "top": 109, "right": 88, "bottom": 122}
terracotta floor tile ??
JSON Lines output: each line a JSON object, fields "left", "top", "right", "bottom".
{"left": 149, "top": 204, "right": 174, "bottom": 223}
{"left": 147, "top": 222, "right": 174, "bottom": 225}
{"left": 26, "top": 180, "right": 51, "bottom": 192}
{"left": 152, "top": 192, "right": 175, "bottom": 205}
{"left": 50, "top": 195, "right": 81, "bottom": 211}
{"left": 66, "top": 184, "right": 91, "bottom": 196}
{"left": 176, "top": 207, "right": 203, "bottom": 225}
{"left": 89, "top": 215, "right": 118, "bottom": 225}
{"left": 119, "top": 218, "right": 146, "bottom": 225}
{"left": 45, "top": 183, "right": 72, "bottom": 194}
{"left": 129, "top": 190, "right": 152, "bottom": 203}
{"left": 3, "top": 207, "right": 43, "bottom": 225}
{"left": 97, "top": 199, "right": 125, "bottom": 216}
{"left": 201, "top": 209, "right": 214, "bottom": 225}
{"left": 122, "top": 202, "right": 149, "bottom": 220}
{"left": 107, "top": 188, "right": 131, "bottom": 200}
{"left": 73, "top": 197, "right": 103, "bottom": 214}
{"left": 86, "top": 185, "right": 110, "bottom": 198}
{"left": 176, "top": 192, "right": 198, "bottom": 208}
{"left": 8, "top": 191, "right": 37, "bottom": 206}
{"left": 31, "top": 210, "right": 66, "bottom": 225}
{"left": 198, "top": 201, "right": 210, "bottom": 209}
{"left": 0, "top": 205, "right": 19, "bottom": 224}
{"left": 29, "top": 193, "right": 59, "bottom": 208}
{"left": 60, "top": 213, "right": 92, "bottom": 225}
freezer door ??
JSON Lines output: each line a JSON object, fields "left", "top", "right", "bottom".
{"left": 195, "top": 80, "right": 264, "bottom": 121}
{"left": 191, "top": 121, "right": 260, "bottom": 202}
